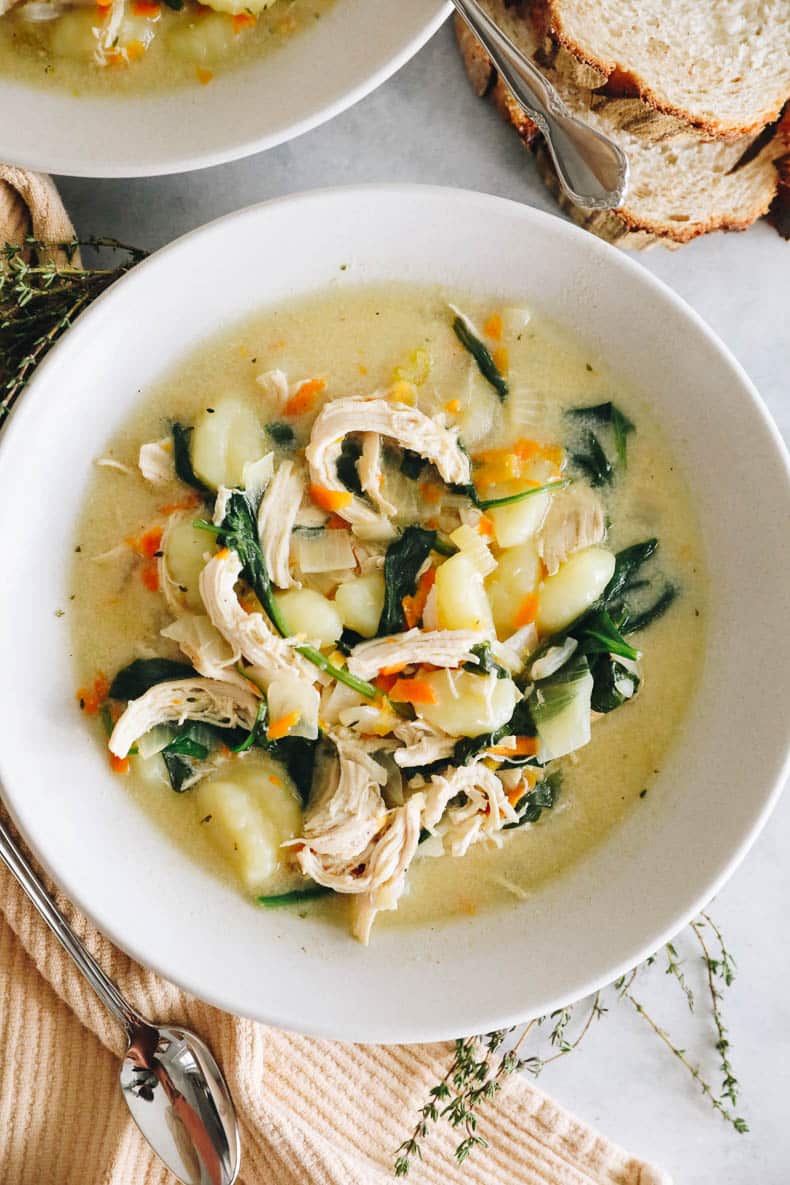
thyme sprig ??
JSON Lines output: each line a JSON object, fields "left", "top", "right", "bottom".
{"left": 394, "top": 912, "right": 747, "bottom": 1176}
{"left": 0, "top": 236, "right": 147, "bottom": 416}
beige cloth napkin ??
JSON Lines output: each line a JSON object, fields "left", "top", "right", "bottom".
{"left": 0, "top": 172, "right": 670, "bottom": 1185}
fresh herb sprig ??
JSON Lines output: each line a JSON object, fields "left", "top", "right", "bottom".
{"left": 394, "top": 912, "right": 747, "bottom": 1176}
{"left": 1, "top": 237, "right": 147, "bottom": 416}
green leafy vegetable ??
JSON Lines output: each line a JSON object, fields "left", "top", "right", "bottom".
{"left": 337, "top": 628, "right": 365, "bottom": 656}
{"left": 162, "top": 751, "right": 194, "bottom": 792}
{"left": 623, "top": 585, "right": 678, "bottom": 634}
{"left": 505, "top": 772, "right": 561, "bottom": 829}
{"left": 231, "top": 699, "right": 268, "bottom": 754}
{"left": 464, "top": 642, "right": 508, "bottom": 679}
{"left": 336, "top": 436, "right": 364, "bottom": 496}
{"left": 603, "top": 539, "right": 658, "bottom": 607}
{"left": 453, "top": 696, "right": 537, "bottom": 767}
{"left": 108, "top": 657, "right": 196, "bottom": 701}
{"left": 171, "top": 422, "right": 211, "bottom": 495}
{"left": 268, "top": 736, "right": 319, "bottom": 803}
{"left": 400, "top": 449, "right": 425, "bottom": 480}
{"left": 570, "top": 429, "right": 613, "bottom": 486}
{"left": 265, "top": 421, "right": 295, "bottom": 446}
{"left": 589, "top": 654, "right": 641, "bottom": 713}
{"left": 568, "top": 402, "right": 635, "bottom": 465}
{"left": 432, "top": 533, "right": 458, "bottom": 557}
{"left": 576, "top": 608, "right": 640, "bottom": 662}
{"left": 378, "top": 526, "right": 437, "bottom": 635}
{"left": 451, "top": 310, "right": 508, "bottom": 401}
{"left": 257, "top": 884, "right": 332, "bottom": 908}
{"left": 164, "top": 733, "right": 210, "bottom": 760}
{"left": 477, "top": 478, "right": 571, "bottom": 511}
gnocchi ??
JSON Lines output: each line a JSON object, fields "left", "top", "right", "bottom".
{"left": 536, "top": 546, "right": 616, "bottom": 634}
{"left": 415, "top": 669, "right": 520, "bottom": 738}
{"left": 191, "top": 398, "right": 265, "bottom": 491}
{"left": 273, "top": 588, "right": 343, "bottom": 647}
{"left": 435, "top": 551, "right": 494, "bottom": 632}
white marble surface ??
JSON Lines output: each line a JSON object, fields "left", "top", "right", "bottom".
{"left": 55, "top": 20, "right": 790, "bottom": 1184}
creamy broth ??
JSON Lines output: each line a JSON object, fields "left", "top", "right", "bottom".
{"left": 0, "top": 0, "right": 333, "bottom": 96}
{"left": 70, "top": 284, "right": 705, "bottom": 934}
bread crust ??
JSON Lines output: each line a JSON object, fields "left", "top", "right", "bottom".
{"left": 542, "top": 0, "right": 790, "bottom": 140}
{"left": 455, "top": 12, "right": 784, "bottom": 248}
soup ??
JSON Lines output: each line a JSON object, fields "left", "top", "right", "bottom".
{"left": 71, "top": 284, "right": 705, "bottom": 942}
{"left": 0, "top": 0, "right": 333, "bottom": 94}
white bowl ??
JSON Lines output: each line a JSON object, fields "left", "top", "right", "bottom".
{"left": 0, "top": 186, "right": 787, "bottom": 1043}
{"left": 0, "top": 1, "right": 449, "bottom": 177}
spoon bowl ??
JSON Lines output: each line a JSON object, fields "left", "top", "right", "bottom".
{"left": 121, "top": 1024, "right": 240, "bottom": 1185}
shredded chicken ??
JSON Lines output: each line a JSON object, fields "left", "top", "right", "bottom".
{"left": 161, "top": 614, "right": 250, "bottom": 691}
{"left": 358, "top": 433, "right": 396, "bottom": 516}
{"left": 305, "top": 395, "right": 470, "bottom": 533}
{"left": 199, "top": 549, "right": 315, "bottom": 687}
{"left": 346, "top": 628, "right": 487, "bottom": 679}
{"left": 392, "top": 732, "right": 456, "bottom": 768}
{"left": 538, "top": 484, "right": 605, "bottom": 576}
{"left": 109, "top": 677, "right": 259, "bottom": 759}
{"left": 423, "top": 764, "right": 518, "bottom": 856}
{"left": 257, "top": 460, "right": 304, "bottom": 590}
{"left": 255, "top": 368, "right": 289, "bottom": 407}
{"left": 92, "top": 0, "right": 125, "bottom": 64}
{"left": 139, "top": 438, "right": 175, "bottom": 486}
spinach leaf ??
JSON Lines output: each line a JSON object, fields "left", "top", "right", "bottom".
{"left": 231, "top": 699, "right": 268, "bottom": 754}
{"left": 464, "top": 641, "right": 508, "bottom": 678}
{"left": 505, "top": 772, "right": 561, "bottom": 829}
{"left": 171, "top": 422, "right": 211, "bottom": 495}
{"left": 164, "top": 734, "right": 210, "bottom": 760}
{"left": 265, "top": 421, "right": 295, "bottom": 447}
{"left": 268, "top": 735, "right": 319, "bottom": 804}
{"left": 257, "top": 884, "right": 332, "bottom": 908}
{"left": 337, "top": 628, "right": 365, "bottom": 656}
{"left": 378, "top": 526, "right": 437, "bottom": 636}
{"left": 336, "top": 436, "right": 364, "bottom": 496}
{"left": 575, "top": 608, "right": 640, "bottom": 662}
{"left": 567, "top": 402, "right": 635, "bottom": 467}
{"left": 109, "top": 657, "right": 196, "bottom": 701}
{"left": 622, "top": 585, "right": 678, "bottom": 634}
{"left": 603, "top": 539, "right": 658, "bottom": 607}
{"left": 451, "top": 310, "right": 508, "bottom": 401}
{"left": 400, "top": 449, "right": 425, "bottom": 480}
{"left": 589, "top": 654, "right": 641, "bottom": 713}
{"left": 162, "top": 750, "right": 195, "bottom": 792}
{"left": 570, "top": 429, "right": 613, "bottom": 486}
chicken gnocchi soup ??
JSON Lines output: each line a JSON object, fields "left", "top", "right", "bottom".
{"left": 0, "top": 0, "right": 333, "bottom": 94}
{"left": 72, "top": 285, "right": 705, "bottom": 942}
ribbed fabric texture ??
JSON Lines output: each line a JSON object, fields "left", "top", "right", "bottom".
{"left": 0, "top": 173, "right": 672, "bottom": 1185}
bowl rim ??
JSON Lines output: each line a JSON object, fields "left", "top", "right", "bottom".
{"left": 1, "top": 184, "right": 788, "bottom": 1042}
{"left": 0, "top": 3, "right": 451, "bottom": 178}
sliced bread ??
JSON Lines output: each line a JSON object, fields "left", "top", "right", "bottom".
{"left": 539, "top": 0, "right": 790, "bottom": 140}
{"left": 456, "top": 4, "right": 787, "bottom": 248}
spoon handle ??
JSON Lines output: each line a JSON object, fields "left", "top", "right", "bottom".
{"left": 0, "top": 814, "right": 149, "bottom": 1036}
{"left": 451, "top": 0, "right": 630, "bottom": 209}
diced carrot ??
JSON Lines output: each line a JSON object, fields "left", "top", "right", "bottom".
{"left": 76, "top": 672, "right": 109, "bottom": 716}
{"left": 310, "top": 485, "right": 352, "bottom": 513}
{"left": 215, "top": 547, "right": 230, "bottom": 560}
{"left": 380, "top": 662, "right": 408, "bottom": 677}
{"left": 269, "top": 774, "right": 282, "bottom": 787}
{"left": 374, "top": 672, "right": 399, "bottom": 695}
{"left": 267, "top": 710, "right": 301, "bottom": 741}
{"left": 389, "top": 678, "right": 438, "bottom": 706}
{"left": 284, "top": 377, "right": 325, "bottom": 417}
{"left": 158, "top": 493, "right": 202, "bottom": 514}
{"left": 444, "top": 398, "right": 461, "bottom": 414}
{"left": 125, "top": 39, "right": 146, "bottom": 60}
{"left": 196, "top": 67, "right": 214, "bottom": 85}
{"left": 514, "top": 592, "right": 539, "bottom": 628}
{"left": 325, "top": 513, "right": 348, "bottom": 529}
{"left": 477, "top": 514, "right": 494, "bottom": 537}
{"left": 401, "top": 566, "right": 436, "bottom": 629}
{"left": 95, "top": 0, "right": 112, "bottom": 8}
{"left": 140, "top": 562, "right": 159, "bottom": 592}
{"left": 492, "top": 736, "right": 539, "bottom": 761}
{"left": 513, "top": 438, "right": 541, "bottom": 460}
{"left": 483, "top": 312, "right": 503, "bottom": 341}
{"left": 232, "top": 10, "right": 256, "bottom": 30}
{"left": 493, "top": 346, "right": 509, "bottom": 373}
{"left": 109, "top": 754, "right": 130, "bottom": 775}
{"left": 135, "top": 526, "right": 164, "bottom": 559}
{"left": 541, "top": 444, "right": 565, "bottom": 468}
{"left": 132, "top": 0, "right": 160, "bottom": 13}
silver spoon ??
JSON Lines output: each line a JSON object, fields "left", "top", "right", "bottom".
{"left": 0, "top": 815, "right": 240, "bottom": 1185}
{"left": 452, "top": 0, "right": 629, "bottom": 209}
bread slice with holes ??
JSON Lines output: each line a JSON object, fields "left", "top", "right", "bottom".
{"left": 539, "top": 0, "right": 790, "bottom": 140}
{"left": 456, "top": 4, "right": 788, "bottom": 248}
